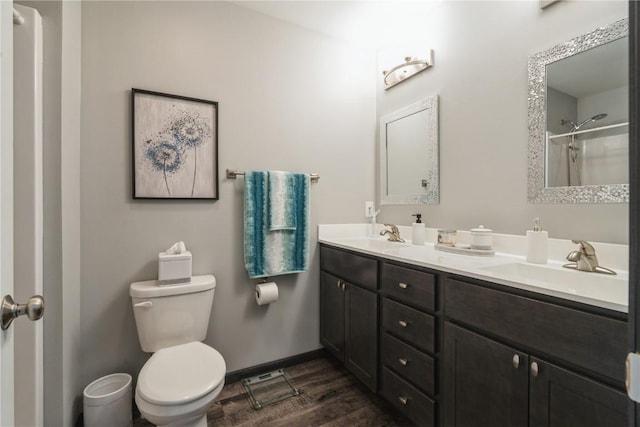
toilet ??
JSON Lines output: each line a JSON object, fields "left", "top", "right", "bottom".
{"left": 130, "top": 274, "right": 226, "bottom": 427}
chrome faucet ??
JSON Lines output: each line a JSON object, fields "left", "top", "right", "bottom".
{"left": 380, "top": 224, "right": 405, "bottom": 243}
{"left": 563, "top": 240, "right": 616, "bottom": 275}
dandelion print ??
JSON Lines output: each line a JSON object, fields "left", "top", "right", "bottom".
{"left": 145, "top": 141, "right": 185, "bottom": 196}
{"left": 168, "top": 111, "right": 212, "bottom": 196}
{"left": 133, "top": 89, "right": 218, "bottom": 199}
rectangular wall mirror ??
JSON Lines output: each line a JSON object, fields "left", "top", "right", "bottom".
{"left": 379, "top": 95, "right": 439, "bottom": 205}
{"left": 528, "top": 19, "right": 628, "bottom": 203}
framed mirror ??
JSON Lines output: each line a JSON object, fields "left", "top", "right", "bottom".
{"left": 379, "top": 95, "right": 439, "bottom": 205}
{"left": 528, "top": 18, "right": 628, "bottom": 203}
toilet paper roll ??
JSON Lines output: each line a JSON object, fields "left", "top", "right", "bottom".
{"left": 256, "top": 282, "right": 278, "bottom": 306}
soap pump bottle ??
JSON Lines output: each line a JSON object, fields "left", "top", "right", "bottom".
{"left": 526, "top": 217, "right": 548, "bottom": 264}
{"left": 411, "top": 214, "right": 426, "bottom": 245}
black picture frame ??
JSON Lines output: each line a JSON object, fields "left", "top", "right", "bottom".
{"left": 131, "top": 88, "right": 218, "bottom": 200}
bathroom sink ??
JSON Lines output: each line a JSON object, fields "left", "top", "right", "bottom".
{"left": 334, "top": 237, "right": 411, "bottom": 251}
{"left": 479, "top": 262, "right": 628, "bottom": 308}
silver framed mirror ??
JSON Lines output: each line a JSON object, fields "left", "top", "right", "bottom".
{"left": 527, "top": 18, "right": 628, "bottom": 203}
{"left": 379, "top": 95, "right": 439, "bottom": 205}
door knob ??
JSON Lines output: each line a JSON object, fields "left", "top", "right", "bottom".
{"left": 1, "top": 294, "right": 45, "bottom": 330}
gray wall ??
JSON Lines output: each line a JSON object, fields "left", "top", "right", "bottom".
{"left": 376, "top": 0, "right": 629, "bottom": 244}
{"left": 79, "top": 1, "right": 376, "bottom": 390}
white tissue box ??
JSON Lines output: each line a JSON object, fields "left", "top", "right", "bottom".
{"left": 158, "top": 251, "right": 192, "bottom": 285}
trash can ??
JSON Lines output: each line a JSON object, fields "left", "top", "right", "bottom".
{"left": 83, "top": 373, "right": 132, "bottom": 427}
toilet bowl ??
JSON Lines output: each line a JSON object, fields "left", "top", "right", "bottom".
{"left": 130, "top": 275, "right": 226, "bottom": 427}
{"left": 135, "top": 342, "right": 226, "bottom": 427}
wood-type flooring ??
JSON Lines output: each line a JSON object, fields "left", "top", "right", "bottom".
{"left": 134, "top": 356, "right": 413, "bottom": 427}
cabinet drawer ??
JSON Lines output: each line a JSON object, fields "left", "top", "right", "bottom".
{"left": 382, "top": 333, "right": 435, "bottom": 396}
{"left": 444, "top": 278, "right": 627, "bottom": 382}
{"left": 381, "top": 263, "right": 436, "bottom": 312}
{"left": 320, "top": 246, "right": 377, "bottom": 290}
{"left": 382, "top": 367, "right": 435, "bottom": 427}
{"left": 382, "top": 298, "right": 434, "bottom": 353}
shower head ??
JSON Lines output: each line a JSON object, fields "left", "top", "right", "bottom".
{"left": 575, "top": 113, "right": 607, "bottom": 131}
{"left": 562, "top": 113, "right": 608, "bottom": 132}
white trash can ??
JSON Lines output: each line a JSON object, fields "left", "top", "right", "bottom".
{"left": 83, "top": 373, "right": 132, "bottom": 427}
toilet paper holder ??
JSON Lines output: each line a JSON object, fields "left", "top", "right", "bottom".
{"left": 255, "top": 279, "right": 279, "bottom": 306}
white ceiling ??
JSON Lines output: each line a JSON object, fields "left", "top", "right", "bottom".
{"left": 231, "top": 1, "right": 443, "bottom": 48}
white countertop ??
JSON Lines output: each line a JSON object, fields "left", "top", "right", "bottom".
{"left": 318, "top": 224, "right": 629, "bottom": 313}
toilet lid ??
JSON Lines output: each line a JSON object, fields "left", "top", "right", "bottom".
{"left": 138, "top": 342, "right": 226, "bottom": 406}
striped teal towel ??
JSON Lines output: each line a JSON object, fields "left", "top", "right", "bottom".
{"left": 244, "top": 171, "right": 310, "bottom": 278}
{"left": 268, "top": 171, "right": 297, "bottom": 231}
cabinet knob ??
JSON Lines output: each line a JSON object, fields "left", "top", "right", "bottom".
{"left": 512, "top": 354, "right": 520, "bottom": 368}
{"left": 398, "top": 282, "right": 408, "bottom": 289}
{"left": 398, "top": 396, "right": 408, "bottom": 405}
{"left": 398, "top": 320, "right": 408, "bottom": 328}
{"left": 398, "top": 358, "right": 408, "bottom": 366}
{"left": 531, "top": 361, "right": 539, "bottom": 377}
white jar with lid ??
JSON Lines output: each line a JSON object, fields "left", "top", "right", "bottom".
{"left": 470, "top": 225, "right": 493, "bottom": 250}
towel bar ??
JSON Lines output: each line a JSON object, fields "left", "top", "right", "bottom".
{"left": 227, "top": 169, "right": 320, "bottom": 183}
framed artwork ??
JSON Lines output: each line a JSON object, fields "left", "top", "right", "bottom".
{"left": 132, "top": 88, "right": 218, "bottom": 199}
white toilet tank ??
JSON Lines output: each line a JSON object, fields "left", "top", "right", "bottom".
{"left": 130, "top": 275, "right": 216, "bottom": 352}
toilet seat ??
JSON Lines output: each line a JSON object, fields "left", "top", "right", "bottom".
{"left": 137, "top": 342, "right": 226, "bottom": 406}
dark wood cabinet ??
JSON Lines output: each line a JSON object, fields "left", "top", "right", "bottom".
{"left": 443, "top": 322, "right": 529, "bottom": 427}
{"left": 344, "top": 281, "right": 378, "bottom": 390}
{"left": 320, "top": 243, "right": 628, "bottom": 427}
{"left": 320, "top": 271, "right": 345, "bottom": 359}
{"left": 444, "top": 277, "right": 627, "bottom": 383}
{"left": 444, "top": 279, "right": 628, "bottom": 427}
{"left": 529, "top": 358, "right": 627, "bottom": 427}
{"left": 319, "top": 248, "right": 378, "bottom": 391}
{"left": 380, "top": 261, "right": 438, "bottom": 427}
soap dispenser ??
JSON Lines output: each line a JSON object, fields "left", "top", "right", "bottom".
{"left": 411, "top": 214, "right": 425, "bottom": 245}
{"left": 526, "top": 217, "right": 548, "bottom": 264}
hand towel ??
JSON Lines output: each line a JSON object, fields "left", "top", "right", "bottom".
{"left": 244, "top": 171, "right": 310, "bottom": 278}
{"left": 268, "top": 171, "right": 297, "bottom": 231}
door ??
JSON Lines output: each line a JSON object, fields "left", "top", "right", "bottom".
{"left": 344, "top": 282, "right": 377, "bottom": 391}
{"left": 530, "top": 358, "right": 627, "bottom": 427}
{"left": 320, "top": 271, "right": 345, "bottom": 360}
{"left": 443, "top": 322, "right": 529, "bottom": 427}
{"left": 0, "top": 2, "right": 14, "bottom": 425}
{"left": 12, "top": 4, "right": 43, "bottom": 426}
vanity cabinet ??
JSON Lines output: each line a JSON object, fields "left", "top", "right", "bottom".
{"left": 319, "top": 242, "right": 628, "bottom": 427}
{"left": 443, "top": 276, "right": 628, "bottom": 427}
{"left": 319, "top": 247, "right": 378, "bottom": 391}
{"left": 379, "top": 262, "right": 438, "bottom": 427}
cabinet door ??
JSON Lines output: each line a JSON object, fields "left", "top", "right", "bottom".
{"left": 345, "top": 283, "right": 378, "bottom": 391}
{"left": 529, "top": 358, "right": 627, "bottom": 427}
{"left": 320, "top": 271, "right": 345, "bottom": 361}
{"left": 443, "top": 322, "right": 529, "bottom": 427}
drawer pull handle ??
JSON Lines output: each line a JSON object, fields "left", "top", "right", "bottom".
{"left": 512, "top": 354, "right": 520, "bottom": 368}
{"left": 531, "top": 361, "right": 539, "bottom": 377}
{"left": 398, "top": 282, "right": 408, "bottom": 289}
{"left": 336, "top": 280, "right": 341, "bottom": 289}
{"left": 398, "top": 320, "right": 408, "bottom": 328}
{"left": 398, "top": 358, "right": 408, "bottom": 366}
{"left": 398, "top": 396, "right": 408, "bottom": 405}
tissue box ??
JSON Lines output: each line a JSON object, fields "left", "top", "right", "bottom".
{"left": 158, "top": 251, "right": 192, "bottom": 285}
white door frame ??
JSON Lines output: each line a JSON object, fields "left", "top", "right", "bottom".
{"left": 0, "top": 1, "right": 15, "bottom": 426}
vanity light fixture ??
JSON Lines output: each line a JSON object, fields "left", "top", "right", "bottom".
{"left": 382, "top": 50, "right": 434, "bottom": 90}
